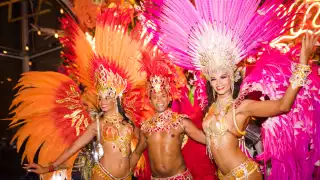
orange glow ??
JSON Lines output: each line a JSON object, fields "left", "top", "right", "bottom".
{"left": 270, "top": 0, "right": 320, "bottom": 52}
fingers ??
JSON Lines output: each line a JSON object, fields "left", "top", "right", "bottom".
{"left": 303, "top": 30, "right": 319, "bottom": 47}
{"left": 302, "top": 33, "right": 306, "bottom": 47}
{"left": 23, "top": 163, "right": 42, "bottom": 174}
{"left": 27, "top": 169, "right": 38, "bottom": 173}
{"left": 24, "top": 163, "right": 38, "bottom": 169}
{"left": 313, "top": 32, "right": 320, "bottom": 45}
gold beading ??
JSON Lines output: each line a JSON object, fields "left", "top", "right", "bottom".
{"left": 289, "top": 63, "right": 311, "bottom": 89}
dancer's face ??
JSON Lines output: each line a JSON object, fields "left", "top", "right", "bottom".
{"left": 98, "top": 93, "right": 117, "bottom": 113}
{"left": 150, "top": 89, "right": 171, "bottom": 113}
{"left": 209, "top": 71, "right": 232, "bottom": 96}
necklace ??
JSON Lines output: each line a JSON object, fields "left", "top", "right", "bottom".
{"left": 103, "top": 113, "right": 123, "bottom": 128}
{"left": 141, "top": 109, "right": 185, "bottom": 133}
{"left": 214, "top": 96, "right": 233, "bottom": 121}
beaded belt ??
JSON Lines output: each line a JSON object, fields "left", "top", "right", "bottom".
{"left": 92, "top": 162, "right": 132, "bottom": 180}
{"left": 151, "top": 169, "right": 193, "bottom": 180}
{"left": 218, "top": 159, "right": 260, "bottom": 180}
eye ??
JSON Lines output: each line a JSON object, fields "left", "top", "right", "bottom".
{"left": 221, "top": 75, "right": 227, "bottom": 79}
{"left": 210, "top": 78, "right": 216, "bottom": 81}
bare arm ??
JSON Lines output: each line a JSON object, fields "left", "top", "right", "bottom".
{"left": 239, "top": 32, "right": 319, "bottom": 118}
{"left": 130, "top": 129, "right": 147, "bottom": 169}
{"left": 183, "top": 118, "right": 206, "bottom": 144}
{"left": 52, "top": 121, "right": 97, "bottom": 167}
{"left": 24, "top": 121, "right": 97, "bottom": 174}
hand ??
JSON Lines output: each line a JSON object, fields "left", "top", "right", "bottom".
{"left": 300, "top": 31, "right": 320, "bottom": 65}
{"left": 23, "top": 163, "right": 49, "bottom": 174}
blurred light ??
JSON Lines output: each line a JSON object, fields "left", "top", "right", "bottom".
{"left": 7, "top": 78, "right": 12, "bottom": 82}
{"left": 29, "top": 61, "right": 32, "bottom": 66}
{"left": 37, "top": 30, "right": 41, "bottom": 35}
{"left": 60, "top": 8, "right": 64, "bottom": 14}
{"left": 0, "top": 81, "right": 3, "bottom": 84}
{"left": 3, "top": 50, "right": 7, "bottom": 54}
{"left": 54, "top": 33, "right": 59, "bottom": 38}
{"left": 25, "top": 46, "right": 29, "bottom": 51}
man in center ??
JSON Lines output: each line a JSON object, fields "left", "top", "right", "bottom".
{"left": 130, "top": 51, "right": 206, "bottom": 179}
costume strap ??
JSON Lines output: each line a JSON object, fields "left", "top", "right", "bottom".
{"left": 232, "top": 103, "right": 246, "bottom": 136}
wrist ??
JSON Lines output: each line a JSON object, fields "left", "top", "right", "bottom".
{"left": 48, "top": 164, "right": 55, "bottom": 172}
{"left": 299, "top": 57, "right": 308, "bottom": 65}
{"left": 44, "top": 167, "right": 50, "bottom": 173}
{"left": 48, "top": 162, "right": 58, "bottom": 172}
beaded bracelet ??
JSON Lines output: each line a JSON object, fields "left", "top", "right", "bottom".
{"left": 289, "top": 63, "right": 311, "bottom": 89}
{"left": 48, "top": 164, "right": 55, "bottom": 172}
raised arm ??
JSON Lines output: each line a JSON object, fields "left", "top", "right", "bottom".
{"left": 24, "top": 121, "right": 98, "bottom": 174}
{"left": 238, "top": 32, "right": 319, "bottom": 118}
{"left": 183, "top": 118, "right": 206, "bottom": 144}
{"left": 130, "top": 129, "right": 147, "bottom": 169}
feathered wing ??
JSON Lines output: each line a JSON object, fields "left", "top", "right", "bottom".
{"left": 142, "top": 0, "right": 295, "bottom": 69}
{"left": 238, "top": 49, "right": 320, "bottom": 179}
{"left": 60, "top": 16, "right": 95, "bottom": 90}
{"left": 8, "top": 72, "right": 91, "bottom": 179}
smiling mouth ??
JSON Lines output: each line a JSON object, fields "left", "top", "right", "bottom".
{"left": 216, "top": 86, "right": 225, "bottom": 91}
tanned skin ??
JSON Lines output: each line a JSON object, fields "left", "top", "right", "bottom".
{"left": 130, "top": 89, "right": 206, "bottom": 178}
{"left": 23, "top": 94, "right": 135, "bottom": 180}
{"left": 203, "top": 33, "right": 319, "bottom": 179}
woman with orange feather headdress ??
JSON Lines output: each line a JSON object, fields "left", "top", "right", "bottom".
{"left": 7, "top": 5, "right": 153, "bottom": 180}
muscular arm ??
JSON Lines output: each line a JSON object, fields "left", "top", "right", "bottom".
{"left": 52, "top": 121, "right": 97, "bottom": 169}
{"left": 183, "top": 118, "right": 206, "bottom": 144}
{"left": 130, "top": 129, "right": 147, "bottom": 169}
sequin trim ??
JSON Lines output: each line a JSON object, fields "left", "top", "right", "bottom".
{"left": 151, "top": 169, "right": 193, "bottom": 180}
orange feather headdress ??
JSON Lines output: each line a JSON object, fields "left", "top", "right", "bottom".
{"left": 7, "top": 6, "right": 151, "bottom": 179}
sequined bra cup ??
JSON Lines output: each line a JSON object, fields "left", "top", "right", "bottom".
{"left": 101, "top": 122, "right": 133, "bottom": 158}
{"left": 141, "top": 109, "right": 188, "bottom": 134}
{"left": 203, "top": 103, "right": 246, "bottom": 160}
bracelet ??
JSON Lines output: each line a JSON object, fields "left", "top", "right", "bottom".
{"left": 289, "top": 63, "right": 311, "bottom": 89}
{"left": 48, "top": 164, "right": 56, "bottom": 172}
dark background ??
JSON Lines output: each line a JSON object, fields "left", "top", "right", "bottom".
{"left": 0, "top": 0, "right": 63, "bottom": 179}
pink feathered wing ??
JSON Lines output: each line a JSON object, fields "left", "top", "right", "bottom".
{"left": 239, "top": 48, "right": 320, "bottom": 179}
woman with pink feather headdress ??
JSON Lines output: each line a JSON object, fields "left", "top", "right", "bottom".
{"left": 142, "top": 0, "right": 320, "bottom": 179}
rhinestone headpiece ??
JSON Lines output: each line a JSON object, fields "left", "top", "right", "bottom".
{"left": 94, "top": 64, "right": 127, "bottom": 98}
{"left": 149, "top": 75, "right": 169, "bottom": 94}
{"left": 197, "top": 25, "right": 240, "bottom": 80}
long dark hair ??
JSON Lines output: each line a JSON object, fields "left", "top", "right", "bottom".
{"left": 116, "top": 97, "right": 133, "bottom": 125}
{"left": 204, "top": 77, "right": 243, "bottom": 114}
